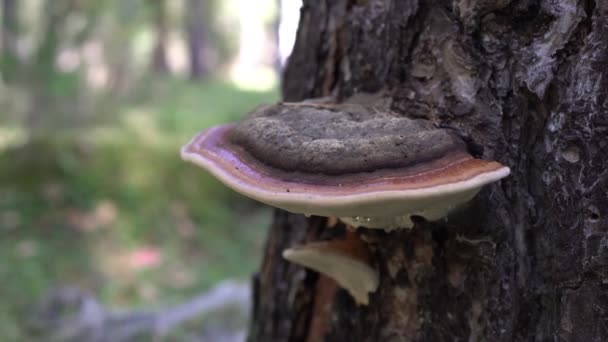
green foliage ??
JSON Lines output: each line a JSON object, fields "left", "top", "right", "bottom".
{"left": 0, "top": 0, "right": 282, "bottom": 337}
{"left": 0, "top": 79, "right": 278, "bottom": 340}
{"left": 0, "top": 55, "right": 20, "bottom": 82}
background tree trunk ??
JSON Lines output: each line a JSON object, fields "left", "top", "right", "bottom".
{"left": 27, "top": 0, "right": 65, "bottom": 135}
{"left": 1, "top": 0, "right": 19, "bottom": 81}
{"left": 1, "top": 0, "right": 17, "bottom": 56}
{"left": 151, "top": 0, "right": 170, "bottom": 74}
{"left": 186, "top": 0, "right": 210, "bottom": 80}
{"left": 249, "top": 1, "right": 608, "bottom": 341}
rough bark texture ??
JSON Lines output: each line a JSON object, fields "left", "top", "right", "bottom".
{"left": 249, "top": 0, "right": 608, "bottom": 341}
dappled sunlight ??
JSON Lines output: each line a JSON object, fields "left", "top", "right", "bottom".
{"left": 230, "top": 65, "right": 278, "bottom": 92}
{"left": 14, "top": 239, "right": 38, "bottom": 259}
{"left": 121, "top": 108, "right": 164, "bottom": 145}
{"left": 65, "top": 199, "right": 118, "bottom": 233}
{"left": 228, "top": 0, "right": 279, "bottom": 91}
{"left": 56, "top": 48, "right": 81, "bottom": 73}
{"left": 86, "top": 64, "right": 110, "bottom": 90}
{"left": 279, "top": 0, "right": 302, "bottom": 66}
{"left": 0, "top": 126, "right": 26, "bottom": 152}
{"left": 86, "top": 126, "right": 128, "bottom": 145}
{"left": 165, "top": 34, "right": 189, "bottom": 75}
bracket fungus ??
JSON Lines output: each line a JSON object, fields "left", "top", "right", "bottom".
{"left": 181, "top": 101, "right": 510, "bottom": 230}
{"left": 282, "top": 233, "right": 378, "bottom": 305}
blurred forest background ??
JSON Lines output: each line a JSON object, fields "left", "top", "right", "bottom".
{"left": 0, "top": 0, "right": 300, "bottom": 340}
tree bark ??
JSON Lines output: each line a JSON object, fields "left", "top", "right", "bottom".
{"left": 249, "top": 1, "right": 608, "bottom": 341}
{"left": 186, "top": 0, "right": 210, "bottom": 80}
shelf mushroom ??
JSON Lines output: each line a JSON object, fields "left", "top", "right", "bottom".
{"left": 282, "top": 233, "right": 378, "bottom": 305}
{"left": 181, "top": 102, "right": 510, "bottom": 230}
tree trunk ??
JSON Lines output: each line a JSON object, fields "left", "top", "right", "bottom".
{"left": 1, "top": 0, "right": 17, "bottom": 55}
{"left": 1, "top": 0, "right": 18, "bottom": 81}
{"left": 186, "top": 0, "right": 209, "bottom": 80}
{"left": 151, "top": 0, "right": 170, "bottom": 73}
{"left": 249, "top": 1, "right": 608, "bottom": 341}
{"left": 27, "top": 0, "right": 64, "bottom": 135}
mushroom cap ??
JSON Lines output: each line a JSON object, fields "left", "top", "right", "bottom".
{"left": 181, "top": 103, "right": 510, "bottom": 225}
{"left": 282, "top": 237, "right": 378, "bottom": 305}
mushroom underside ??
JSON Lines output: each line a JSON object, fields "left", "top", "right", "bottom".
{"left": 282, "top": 244, "right": 378, "bottom": 305}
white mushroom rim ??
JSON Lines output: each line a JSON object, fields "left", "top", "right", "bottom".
{"left": 181, "top": 125, "right": 511, "bottom": 229}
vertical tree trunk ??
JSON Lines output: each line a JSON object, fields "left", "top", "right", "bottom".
{"left": 272, "top": 0, "right": 282, "bottom": 71}
{"left": 27, "top": 0, "right": 64, "bottom": 135}
{"left": 1, "top": 0, "right": 18, "bottom": 81}
{"left": 107, "top": 0, "right": 139, "bottom": 99}
{"left": 151, "top": 0, "right": 170, "bottom": 73}
{"left": 249, "top": 1, "right": 608, "bottom": 341}
{"left": 186, "top": 0, "right": 209, "bottom": 80}
{"left": 1, "top": 0, "right": 17, "bottom": 56}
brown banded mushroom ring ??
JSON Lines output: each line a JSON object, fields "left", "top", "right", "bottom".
{"left": 181, "top": 123, "right": 510, "bottom": 230}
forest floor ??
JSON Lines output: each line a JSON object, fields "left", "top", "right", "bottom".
{"left": 0, "top": 79, "right": 278, "bottom": 340}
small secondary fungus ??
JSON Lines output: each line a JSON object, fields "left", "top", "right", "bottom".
{"left": 181, "top": 101, "right": 510, "bottom": 229}
{"left": 282, "top": 233, "right": 378, "bottom": 305}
